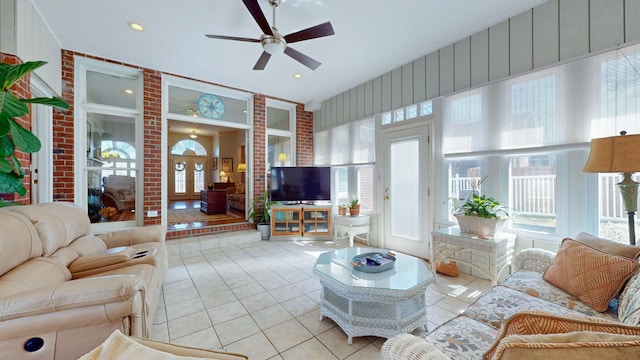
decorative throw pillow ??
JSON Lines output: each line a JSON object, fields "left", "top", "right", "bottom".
{"left": 542, "top": 238, "right": 639, "bottom": 312}
{"left": 483, "top": 310, "right": 640, "bottom": 360}
{"left": 574, "top": 232, "right": 640, "bottom": 259}
{"left": 492, "top": 331, "right": 640, "bottom": 360}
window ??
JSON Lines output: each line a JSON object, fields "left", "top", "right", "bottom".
{"left": 448, "top": 159, "right": 482, "bottom": 220}
{"left": 266, "top": 99, "right": 295, "bottom": 173}
{"left": 77, "top": 58, "right": 142, "bottom": 226}
{"left": 509, "top": 154, "right": 556, "bottom": 233}
{"left": 334, "top": 165, "right": 375, "bottom": 212}
{"left": 315, "top": 117, "right": 376, "bottom": 212}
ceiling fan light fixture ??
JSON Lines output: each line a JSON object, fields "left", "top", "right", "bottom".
{"left": 262, "top": 36, "right": 286, "bottom": 55}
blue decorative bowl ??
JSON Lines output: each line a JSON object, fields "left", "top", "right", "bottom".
{"left": 351, "top": 251, "right": 396, "bottom": 273}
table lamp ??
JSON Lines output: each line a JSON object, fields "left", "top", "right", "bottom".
{"left": 219, "top": 171, "right": 227, "bottom": 183}
{"left": 583, "top": 131, "right": 640, "bottom": 245}
{"left": 237, "top": 163, "right": 246, "bottom": 183}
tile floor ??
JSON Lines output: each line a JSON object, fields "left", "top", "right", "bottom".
{"left": 151, "top": 233, "right": 492, "bottom": 359}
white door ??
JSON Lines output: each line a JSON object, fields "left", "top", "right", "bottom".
{"left": 382, "top": 125, "right": 431, "bottom": 258}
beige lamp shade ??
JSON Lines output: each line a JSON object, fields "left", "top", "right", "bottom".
{"left": 583, "top": 133, "right": 640, "bottom": 173}
{"left": 237, "top": 163, "right": 246, "bottom": 172}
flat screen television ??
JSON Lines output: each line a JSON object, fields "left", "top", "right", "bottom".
{"left": 270, "top": 166, "right": 331, "bottom": 202}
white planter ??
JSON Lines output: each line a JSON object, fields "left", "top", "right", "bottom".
{"left": 257, "top": 223, "right": 270, "bottom": 240}
{"left": 454, "top": 214, "right": 506, "bottom": 238}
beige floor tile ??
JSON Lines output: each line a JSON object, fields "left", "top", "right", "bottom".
{"left": 171, "top": 327, "right": 221, "bottom": 350}
{"left": 427, "top": 305, "right": 458, "bottom": 327}
{"left": 263, "top": 319, "right": 313, "bottom": 352}
{"left": 214, "top": 314, "right": 261, "bottom": 346}
{"left": 150, "top": 322, "right": 169, "bottom": 342}
{"left": 207, "top": 300, "right": 248, "bottom": 325}
{"left": 345, "top": 343, "right": 385, "bottom": 360}
{"left": 251, "top": 304, "right": 293, "bottom": 330}
{"left": 168, "top": 310, "right": 213, "bottom": 340}
{"left": 433, "top": 296, "right": 470, "bottom": 315}
{"left": 296, "top": 309, "right": 336, "bottom": 335}
{"left": 231, "top": 282, "right": 266, "bottom": 299}
{"left": 268, "top": 284, "right": 304, "bottom": 303}
{"left": 316, "top": 326, "right": 369, "bottom": 359}
{"left": 166, "top": 297, "right": 206, "bottom": 320}
{"left": 224, "top": 332, "right": 278, "bottom": 360}
{"left": 280, "top": 294, "right": 319, "bottom": 317}
{"left": 200, "top": 288, "right": 238, "bottom": 309}
{"left": 279, "top": 338, "right": 338, "bottom": 360}
{"left": 240, "top": 291, "right": 279, "bottom": 313}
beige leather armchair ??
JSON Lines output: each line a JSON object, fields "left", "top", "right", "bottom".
{"left": 0, "top": 202, "right": 167, "bottom": 360}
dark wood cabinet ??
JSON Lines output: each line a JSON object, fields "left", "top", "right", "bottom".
{"left": 200, "top": 190, "right": 227, "bottom": 215}
{"left": 213, "top": 182, "right": 235, "bottom": 190}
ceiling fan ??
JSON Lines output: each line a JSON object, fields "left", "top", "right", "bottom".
{"left": 205, "top": 0, "right": 335, "bottom": 70}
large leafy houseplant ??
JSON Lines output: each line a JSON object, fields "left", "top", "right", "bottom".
{"left": 0, "top": 61, "right": 69, "bottom": 206}
{"left": 248, "top": 189, "right": 275, "bottom": 224}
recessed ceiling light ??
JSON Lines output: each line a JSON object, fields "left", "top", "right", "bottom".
{"left": 124, "top": 89, "right": 133, "bottom": 94}
{"left": 128, "top": 22, "right": 144, "bottom": 31}
{"left": 293, "top": 73, "right": 302, "bottom": 79}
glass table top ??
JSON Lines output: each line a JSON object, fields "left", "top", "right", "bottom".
{"left": 314, "top": 247, "right": 435, "bottom": 291}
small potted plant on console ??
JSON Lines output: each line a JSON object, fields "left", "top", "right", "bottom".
{"left": 349, "top": 196, "right": 360, "bottom": 216}
{"left": 248, "top": 189, "right": 275, "bottom": 240}
{"left": 453, "top": 194, "right": 509, "bottom": 238}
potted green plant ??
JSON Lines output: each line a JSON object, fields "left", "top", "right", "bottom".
{"left": 0, "top": 61, "right": 69, "bottom": 207}
{"left": 248, "top": 189, "right": 275, "bottom": 239}
{"left": 453, "top": 194, "right": 509, "bottom": 238}
{"left": 349, "top": 196, "right": 360, "bottom": 216}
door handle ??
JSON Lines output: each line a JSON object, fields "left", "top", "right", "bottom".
{"left": 384, "top": 187, "right": 389, "bottom": 200}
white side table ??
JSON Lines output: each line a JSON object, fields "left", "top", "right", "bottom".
{"left": 432, "top": 226, "right": 516, "bottom": 284}
{"left": 334, "top": 215, "right": 370, "bottom": 247}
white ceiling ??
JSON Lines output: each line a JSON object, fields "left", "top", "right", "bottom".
{"left": 33, "top": 0, "right": 547, "bottom": 106}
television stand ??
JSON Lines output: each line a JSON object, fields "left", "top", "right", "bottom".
{"left": 270, "top": 204, "right": 332, "bottom": 240}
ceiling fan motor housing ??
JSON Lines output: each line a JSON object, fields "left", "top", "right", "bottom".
{"left": 261, "top": 31, "right": 286, "bottom": 54}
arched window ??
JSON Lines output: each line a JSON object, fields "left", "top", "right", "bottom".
{"left": 100, "top": 140, "right": 137, "bottom": 178}
{"left": 171, "top": 139, "right": 208, "bottom": 156}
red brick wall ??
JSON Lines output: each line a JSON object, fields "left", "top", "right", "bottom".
{"left": 1, "top": 53, "right": 32, "bottom": 204}
{"left": 54, "top": 50, "right": 313, "bottom": 239}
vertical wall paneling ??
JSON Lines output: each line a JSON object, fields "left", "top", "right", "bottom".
{"left": 0, "top": 0, "right": 17, "bottom": 54}
{"left": 317, "top": 0, "right": 637, "bottom": 131}
{"left": 391, "top": 68, "right": 402, "bottom": 109}
{"left": 425, "top": 51, "right": 440, "bottom": 100}
{"left": 342, "top": 92, "right": 350, "bottom": 125}
{"left": 381, "top": 72, "right": 392, "bottom": 112}
{"left": 413, "top": 56, "right": 426, "bottom": 103}
{"left": 439, "top": 44, "right": 454, "bottom": 95}
{"left": 401, "top": 63, "right": 413, "bottom": 106}
{"left": 349, "top": 88, "right": 357, "bottom": 121}
{"left": 373, "top": 76, "right": 382, "bottom": 114}
{"left": 365, "top": 80, "right": 374, "bottom": 116}
{"left": 357, "top": 84, "right": 365, "bottom": 119}
{"left": 489, "top": 20, "right": 510, "bottom": 81}
{"left": 333, "top": 94, "right": 343, "bottom": 126}
{"left": 510, "top": 10, "right": 533, "bottom": 76}
{"left": 15, "top": 0, "right": 62, "bottom": 95}
{"left": 471, "top": 30, "right": 489, "bottom": 86}
{"left": 454, "top": 37, "right": 471, "bottom": 91}
{"left": 626, "top": 0, "right": 640, "bottom": 43}
{"left": 559, "top": 0, "right": 589, "bottom": 61}
{"left": 590, "top": 0, "right": 624, "bottom": 53}
{"left": 533, "top": 0, "right": 560, "bottom": 68}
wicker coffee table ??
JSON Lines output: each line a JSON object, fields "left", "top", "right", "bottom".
{"left": 313, "top": 247, "right": 435, "bottom": 344}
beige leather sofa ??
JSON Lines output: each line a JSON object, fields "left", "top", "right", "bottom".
{"left": 0, "top": 202, "right": 167, "bottom": 360}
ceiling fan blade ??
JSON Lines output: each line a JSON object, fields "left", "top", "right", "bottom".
{"left": 284, "top": 47, "right": 321, "bottom": 70}
{"left": 242, "top": 0, "right": 273, "bottom": 36}
{"left": 253, "top": 51, "right": 272, "bottom": 70}
{"left": 284, "top": 21, "right": 335, "bottom": 44}
{"left": 205, "top": 34, "right": 260, "bottom": 43}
